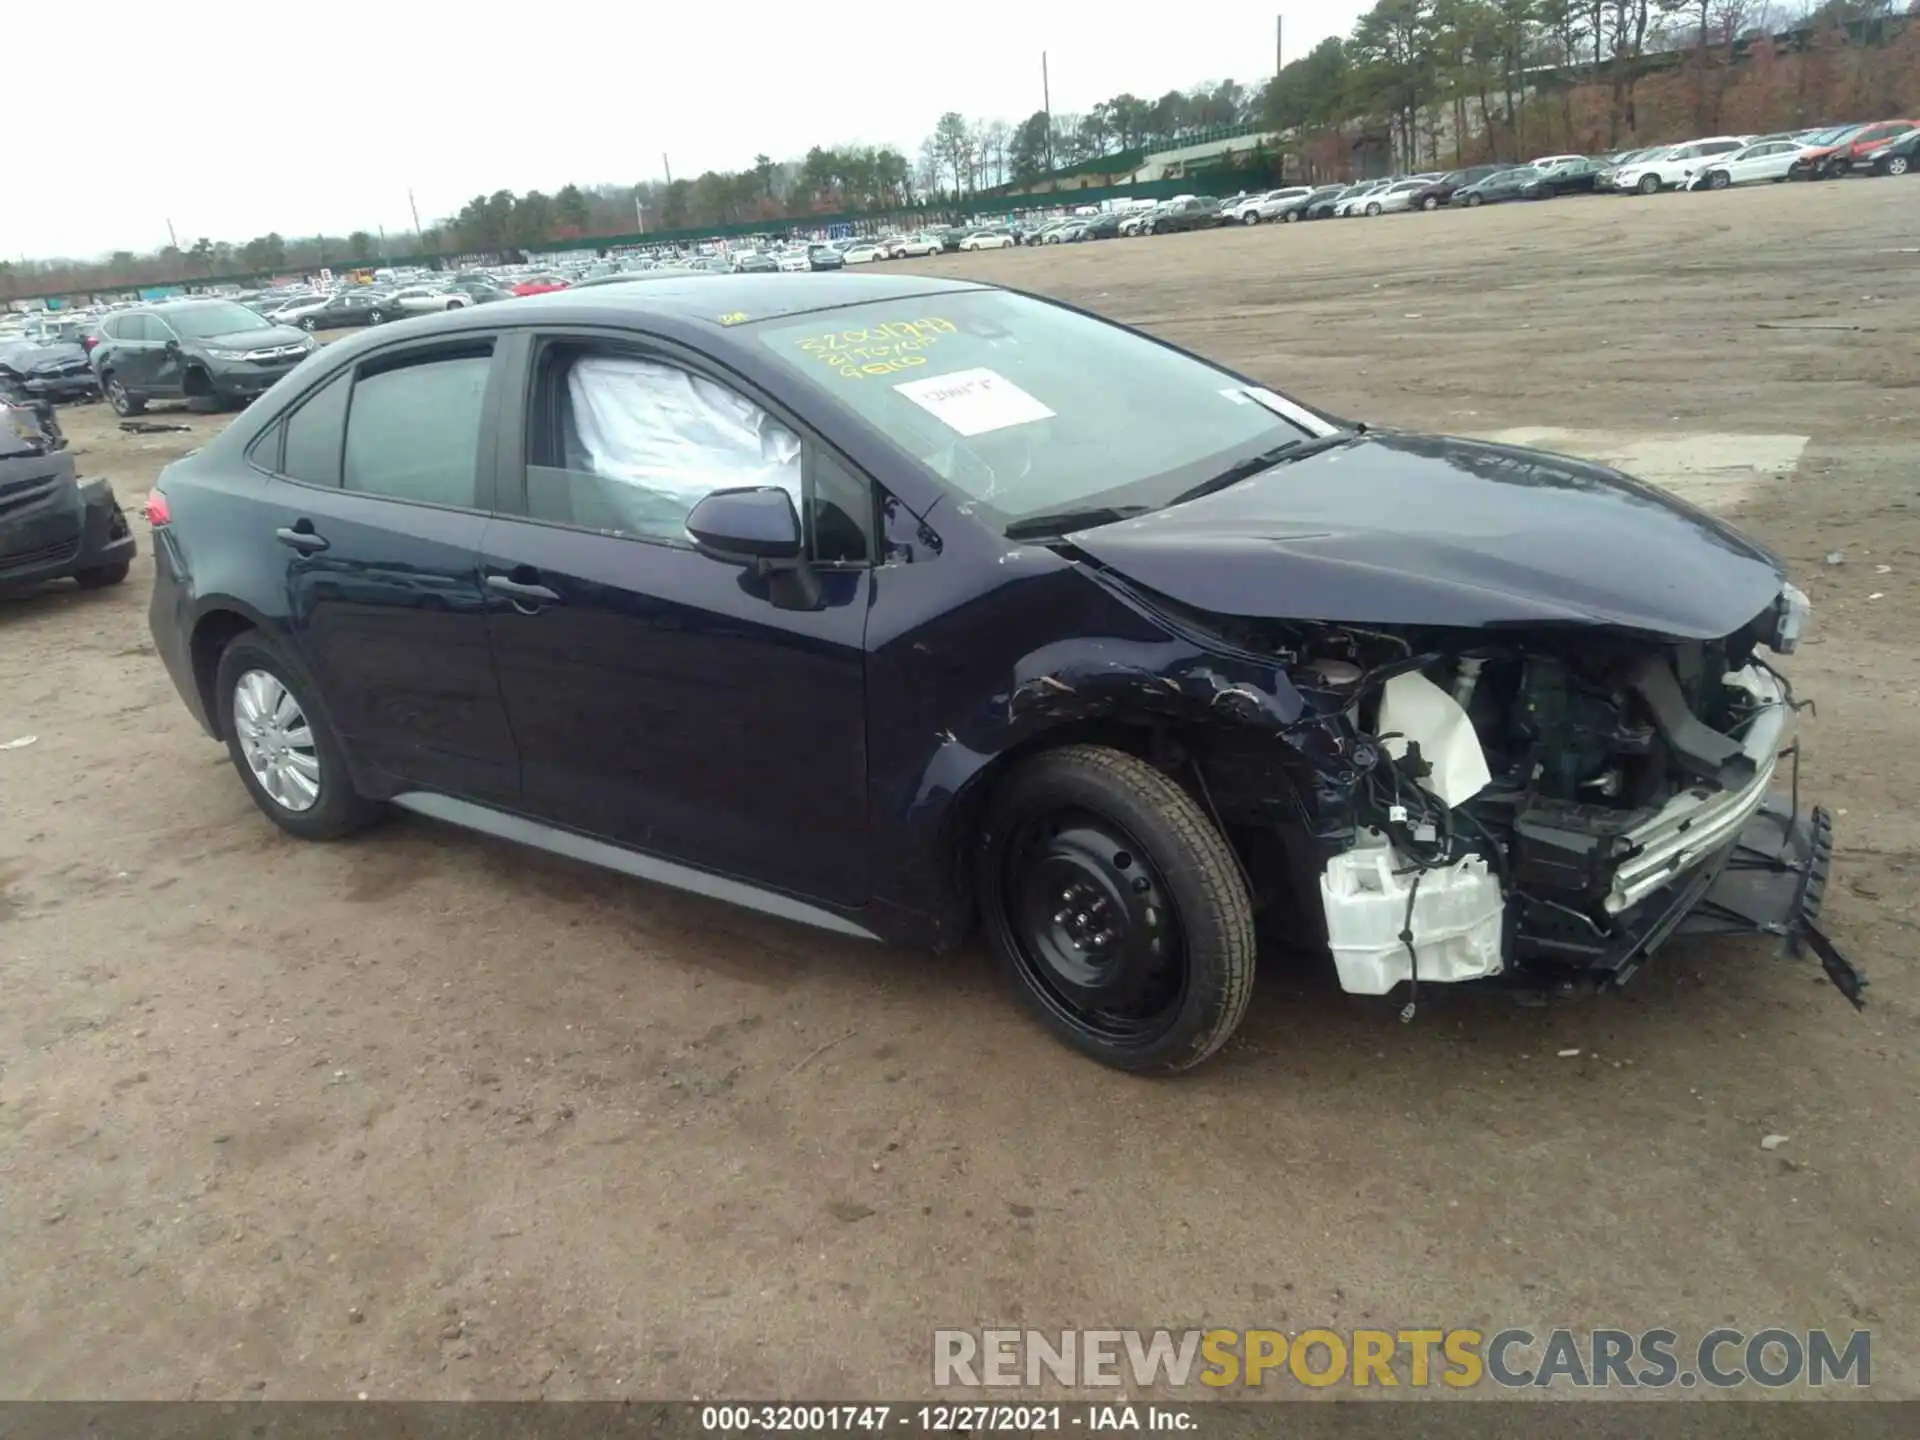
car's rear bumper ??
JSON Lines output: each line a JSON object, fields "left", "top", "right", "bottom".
{"left": 147, "top": 525, "right": 215, "bottom": 736}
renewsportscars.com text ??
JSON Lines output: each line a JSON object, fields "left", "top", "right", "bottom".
{"left": 933, "top": 1327, "right": 1871, "bottom": 1391}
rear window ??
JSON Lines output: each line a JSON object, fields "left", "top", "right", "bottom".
{"left": 282, "top": 372, "right": 351, "bottom": 486}
{"left": 342, "top": 350, "right": 493, "bottom": 510}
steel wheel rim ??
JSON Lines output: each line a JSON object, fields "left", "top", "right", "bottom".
{"left": 106, "top": 378, "right": 128, "bottom": 411}
{"left": 1003, "top": 809, "right": 1188, "bottom": 1044}
{"left": 233, "top": 669, "right": 321, "bottom": 813}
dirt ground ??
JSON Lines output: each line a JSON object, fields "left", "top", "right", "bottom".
{"left": 2, "top": 183, "right": 1916, "bottom": 1403}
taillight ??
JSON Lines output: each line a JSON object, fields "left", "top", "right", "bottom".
{"left": 145, "top": 490, "right": 172, "bottom": 527}
{"left": 82, "top": 335, "right": 100, "bottom": 352}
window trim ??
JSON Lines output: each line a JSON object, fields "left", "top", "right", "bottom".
{"left": 496, "top": 326, "right": 877, "bottom": 568}
{"left": 245, "top": 334, "right": 510, "bottom": 516}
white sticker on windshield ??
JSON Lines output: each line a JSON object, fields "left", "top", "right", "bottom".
{"left": 893, "top": 368, "right": 1054, "bottom": 437}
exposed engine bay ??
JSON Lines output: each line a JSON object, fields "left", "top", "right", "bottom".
{"left": 1150, "top": 582, "right": 1864, "bottom": 1013}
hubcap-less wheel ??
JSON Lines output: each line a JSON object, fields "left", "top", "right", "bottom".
{"left": 233, "top": 669, "right": 321, "bottom": 812}
{"left": 106, "top": 377, "right": 130, "bottom": 414}
{"left": 1710, "top": 171, "right": 1730, "bottom": 189}
{"left": 1006, "top": 811, "right": 1185, "bottom": 1042}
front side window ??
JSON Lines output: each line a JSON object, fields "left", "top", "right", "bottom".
{"left": 526, "top": 350, "right": 811, "bottom": 548}
{"left": 342, "top": 349, "right": 493, "bottom": 509}
{"left": 754, "top": 290, "right": 1320, "bottom": 533}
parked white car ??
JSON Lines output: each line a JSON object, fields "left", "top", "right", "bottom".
{"left": 1332, "top": 182, "right": 1390, "bottom": 217}
{"left": 775, "top": 249, "right": 811, "bottom": 272}
{"left": 385, "top": 286, "right": 472, "bottom": 315}
{"left": 1361, "top": 178, "right": 1437, "bottom": 215}
{"left": 894, "top": 233, "right": 944, "bottom": 257}
{"left": 1609, "top": 137, "right": 1752, "bottom": 193}
{"left": 1228, "top": 187, "right": 1316, "bottom": 224}
{"left": 1528, "top": 153, "right": 1587, "bottom": 169}
{"left": 1687, "top": 138, "right": 1806, "bottom": 190}
{"left": 958, "top": 231, "right": 1014, "bottom": 251}
{"left": 842, "top": 243, "right": 884, "bottom": 264}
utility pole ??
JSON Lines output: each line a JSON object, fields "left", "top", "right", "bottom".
{"left": 1276, "top": 14, "right": 1283, "bottom": 75}
{"left": 165, "top": 217, "right": 178, "bottom": 250}
{"left": 635, "top": 194, "right": 645, "bottom": 234}
{"left": 1042, "top": 51, "right": 1053, "bottom": 172}
{"left": 408, "top": 189, "right": 425, "bottom": 246}
{"left": 662, "top": 153, "right": 673, "bottom": 186}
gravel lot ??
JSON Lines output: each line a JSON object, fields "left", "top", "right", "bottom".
{"left": 3, "top": 182, "right": 1916, "bottom": 1401}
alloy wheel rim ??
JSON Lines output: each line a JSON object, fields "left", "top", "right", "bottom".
{"left": 233, "top": 669, "right": 321, "bottom": 813}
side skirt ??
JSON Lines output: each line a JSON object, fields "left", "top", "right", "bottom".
{"left": 389, "top": 791, "right": 882, "bottom": 942}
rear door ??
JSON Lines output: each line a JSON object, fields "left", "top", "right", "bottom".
{"left": 477, "top": 329, "right": 873, "bottom": 905}
{"left": 146, "top": 314, "right": 187, "bottom": 397}
{"left": 245, "top": 337, "right": 521, "bottom": 803}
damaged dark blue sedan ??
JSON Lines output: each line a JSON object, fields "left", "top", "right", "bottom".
{"left": 144, "top": 274, "right": 1864, "bottom": 1072}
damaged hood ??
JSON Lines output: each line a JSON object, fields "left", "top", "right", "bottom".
{"left": 0, "top": 341, "right": 89, "bottom": 375}
{"left": 1069, "top": 432, "right": 1788, "bottom": 637}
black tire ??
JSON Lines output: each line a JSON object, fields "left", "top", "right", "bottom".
{"left": 215, "top": 634, "right": 379, "bottom": 841}
{"left": 1637, "top": 173, "right": 1660, "bottom": 194}
{"left": 368, "top": 308, "right": 387, "bottom": 325}
{"left": 1707, "top": 170, "right": 1731, "bottom": 190}
{"left": 1283, "top": 208, "right": 1301, "bottom": 222}
{"left": 1365, "top": 202, "right": 1382, "bottom": 216}
{"left": 1422, "top": 195, "right": 1439, "bottom": 210}
{"left": 1465, "top": 193, "right": 1483, "bottom": 207}
{"left": 1241, "top": 211, "right": 1260, "bottom": 225}
{"left": 1887, "top": 155, "right": 1911, "bottom": 177}
{"left": 103, "top": 372, "right": 145, "bottom": 416}
{"left": 977, "top": 744, "right": 1256, "bottom": 1073}
{"left": 299, "top": 315, "right": 318, "bottom": 331}
{"left": 74, "top": 560, "right": 130, "bottom": 588}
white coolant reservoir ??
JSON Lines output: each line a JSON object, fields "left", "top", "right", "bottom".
{"left": 1318, "top": 832, "right": 1506, "bottom": 996}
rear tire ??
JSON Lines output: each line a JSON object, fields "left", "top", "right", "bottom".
{"left": 1708, "top": 170, "right": 1731, "bottom": 190}
{"left": 978, "top": 744, "right": 1256, "bottom": 1073}
{"left": 1888, "top": 155, "right": 1911, "bottom": 176}
{"left": 1365, "top": 202, "right": 1382, "bottom": 216}
{"left": 1241, "top": 211, "right": 1260, "bottom": 225}
{"left": 1465, "top": 193, "right": 1483, "bottom": 207}
{"left": 215, "top": 635, "right": 380, "bottom": 842}
{"left": 1422, "top": 196, "right": 1439, "bottom": 210}
{"left": 103, "top": 374, "right": 145, "bottom": 416}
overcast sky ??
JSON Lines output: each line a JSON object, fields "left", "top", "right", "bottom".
{"left": 12, "top": 1, "right": 1366, "bottom": 260}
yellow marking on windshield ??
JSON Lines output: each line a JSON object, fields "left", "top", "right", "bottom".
{"left": 794, "top": 317, "right": 956, "bottom": 378}
{"left": 718, "top": 312, "right": 750, "bottom": 326}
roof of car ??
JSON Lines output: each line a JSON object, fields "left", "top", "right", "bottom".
{"left": 452, "top": 273, "right": 988, "bottom": 331}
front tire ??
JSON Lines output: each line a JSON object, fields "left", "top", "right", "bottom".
{"left": 1241, "top": 211, "right": 1260, "bottom": 225}
{"left": 215, "top": 635, "right": 379, "bottom": 841}
{"left": 1422, "top": 195, "right": 1439, "bottom": 210}
{"left": 1637, "top": 174, "right": 1660, "bottom": 194}
{"left": 978, "top": 745, "right": 1256, "bottom": 1073}
{"left": 1465, "top": 193, "right": 1483, "bottom": 207}
{"left": 1707, "top": 170, "right": 1731, "bottom": 190}
{"left": 1888, "top": 155, "right": 1911, "bottom": 176}
{"left": 299, "top": 316, "right": 318, "bottom": 331}
{"left": 1365, "top": 202, "right": 1382, "bottom": 216}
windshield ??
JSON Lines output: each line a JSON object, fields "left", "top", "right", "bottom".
{"left": 755, "top": 291, "right": 1324, "bottom": 531}
{"left": 165, "top": 302, "right": 274, "bottom": 338}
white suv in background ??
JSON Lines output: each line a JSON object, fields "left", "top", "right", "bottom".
{"left": 1228, "top": 187, "right": 1314, "bottom": 224}
{"left": 1687, "top": 138, "right": 1806, "bottom": 189}
{"left": 1610, "top": 137, "right": 1752, "bottom": 193}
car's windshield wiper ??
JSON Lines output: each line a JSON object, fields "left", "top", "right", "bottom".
{"left": 1004, "top": 505, "right": 1151, "bottom": 541}
{"left": 1166, "top": 430, "right": 1361, "bottom": 508}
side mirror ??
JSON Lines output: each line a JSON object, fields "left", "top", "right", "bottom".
{"left": 163, "top": 338, "right": 180, "bottom": 354}
{"left": 686, "top": 486, "right": 803, "bottom": 563}
{"left": 686, "top": 487, "right": 820, "bottom": 611}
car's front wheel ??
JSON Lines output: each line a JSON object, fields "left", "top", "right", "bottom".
{"left": 1887, "top": 154, "right": 1911, "bottom": 176}
{"left": 1465, "top": 193, "right": 1483, "bottom": 207}
{"left": 299, "top": 316, "right": 318, "bottom": 330}
{"left": 978, "top": 744, "right": 1256, "bottom": 1073}
{"left": 1638, "top": 174, "right": 1660, "bottom": 193}
{"left": 1241, "top": 211, "right": 1260, "bottom": 225}
{"left": 1707, "top": 170, "right": 1731, "bottom": 190}
{"left": 1422, "top": 196, "right": 1439, "bottom": 210}
{"left": 216, "top": 635, "right": 378, "bottom": 841}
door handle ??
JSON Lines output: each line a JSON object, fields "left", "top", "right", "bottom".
{"left": 486, "top": 573, "right": 561, "bottom": 606}
{"left": 275, "top": 524, "right": 329, "bottom": 553}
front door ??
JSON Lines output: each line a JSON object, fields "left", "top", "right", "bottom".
{"left": 479, "top": 336, "right": 872, "bottom": 906}
{"left": 248, "top": 340, "right": 520, "bottom": 803}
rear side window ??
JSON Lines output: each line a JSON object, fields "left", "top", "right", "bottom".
{"left": 342, "top": 349, "right": 493, "bottom": 510}
{"left": 281, "top": 372, "right": 351, "bottom": 486}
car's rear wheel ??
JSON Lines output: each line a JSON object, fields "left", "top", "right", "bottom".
{"left": 1422, "top": 195, "right": 1439, "bottom": 209}
{"left": 368, "top": 308, "right": 387, "bottom": 324}
{"left": 1888, "top": 155, "right": 1911, "bottom": 176}
{"left": 978, "top": 745, "right": 1256, "bottom": 1073}
{"left": 103, "top": 373, "right": 144, "bottom": 416}
{"left": 1241, "top": 211, "right": 1260, "bottom": 225}
{"left": 1283, "top": 209, "right": 1301, "bottom": 222}
{"left": 216, "top": 636, "right": 378, "bottom": 841}
{"left": 299, "top": 316, "right": 318, "bottom": 330}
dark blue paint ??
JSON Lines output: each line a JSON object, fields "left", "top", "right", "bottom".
{"left": 146, "top": 276, "right": 1790, "bottom": 950}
